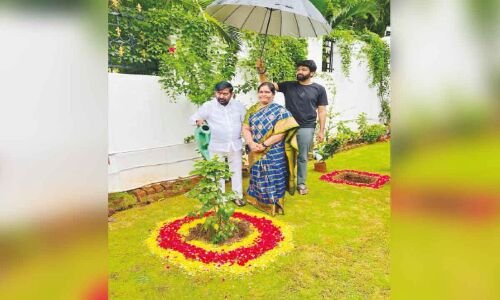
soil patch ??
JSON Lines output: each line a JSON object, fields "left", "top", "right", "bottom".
{"left": 335, "top": 172, "right": 378, "bottom": 184}
{"left": 185, "top": 220, "right": 252, "bottom": 246}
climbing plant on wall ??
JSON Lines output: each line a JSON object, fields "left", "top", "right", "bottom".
{"left": 157, "top": 14, "right": 239, "bottom": 105}
{"left": 236, "top": 32, "right": 308, "bottom": 94}
{"left": 326, "top": 29, "right": 356, "bottom": 77}
{"left": 108, "top": 1, "right": 240, "bottom": 105}
{"left": 314, "top": 0, "right": 391, "bottom": 125}
{"left": 359, "top": 30, "right": 391, "bottom": 125}
{"left": 323, "top": 29, "right": 390, "bottom": 125}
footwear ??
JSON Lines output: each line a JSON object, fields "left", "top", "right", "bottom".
{"left": 297, "top": 184, "right": 309, "bottom": 195}
{"left": 233, "top": 198, "right": 246, "bottom": 207}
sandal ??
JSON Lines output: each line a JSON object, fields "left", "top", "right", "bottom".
{"left": 297, "top": 184, "right": 309, "bottom": 195}
{"left": 233, "top": 198, "right": 246, "bottom": 207}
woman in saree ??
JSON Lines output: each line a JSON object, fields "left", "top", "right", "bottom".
{"left": 242, "top": 82, "right": 299, "bottom": 216}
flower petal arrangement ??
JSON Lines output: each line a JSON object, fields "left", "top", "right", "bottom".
{"left": 320, "top": 169, "right": 390, "bottom": 189}
{"left": 147, "top": 211, "right": 293, "bottom": 275}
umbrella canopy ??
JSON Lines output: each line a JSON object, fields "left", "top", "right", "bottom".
{"left": 206, "top": 0, "right": 331, "bottom": 38}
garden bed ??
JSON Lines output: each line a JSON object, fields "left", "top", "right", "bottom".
{"left": 320, "top": 170, "right": 390, "bottom": 189}
{"left": 109, "top": 142, "right": 391, "bottom": 299}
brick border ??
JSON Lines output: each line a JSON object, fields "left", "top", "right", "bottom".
{"left": 108, "top": 175, "right": 202, "bottom": 216}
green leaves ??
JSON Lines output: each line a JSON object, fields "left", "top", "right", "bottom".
{"left": 361, "top": 124, "right": 386, "bottom": 143}
{"left": 359, "top": 30, "right": 390, "bottom": 124}
{"left": 336, "top": 120, "right": 359, "bottom": 143}
{"left": 326, "top": 27, "right": 390, "bottom": 125}
{"left": 315, "top": 0, "right": 388, "bottom": 36}
{"left": 315, "top": 142, "right": 339, "bottom": 161}
{"left": 154, "top": 4, "right": 240, "bottom": 105}
{"left": 356, "top": 112, "right": 369, "bottom": 133}
{"left": 158, "top": 27, "right": 239, "bottom": 105}
{"left": 329, "top": 0, "right": 379, "bottom": 30}
{"left": 356, "top": 112, "right": 387, "bottom": 143}
{"left": 328, "top": 29, "right": 357, "bottom": 77}
{"left": 188, "top": 156, "right": 238, "bottom": 244}
{"left": 239, "top": 32, "right": 308, "bottom": 85}
{"left": 108, "top": 2, "right": 239, "bottom": 104}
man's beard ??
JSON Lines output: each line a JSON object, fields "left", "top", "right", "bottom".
{"left": 217, "top": 98, "right": 229, "bottom": 106}
{"left": 296, "top": 73, "right": 311, "bottom": 81}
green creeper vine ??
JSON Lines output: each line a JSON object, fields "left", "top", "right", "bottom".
{"left": 359, "top": 32, "right": 390, "bottom": 98}
{"left": 108, "top": 2, "right": 239, "bottom": 105}
{"left": 327, "top": 29, "right": 356, "bottom": 78}
{"left": 327, "top": 29, "right": 391, "bottom": 126}
{"left": 156, "top": 5, "right": 239, "bottom": 105}
{"left": 359, "top": 30, "right": 391, "bottom": 125}
{"left": 236, "top": 32, "right": 308, "bottom": 94}
{"left": 158, "top": 32, "right": 238, "bottom": 105}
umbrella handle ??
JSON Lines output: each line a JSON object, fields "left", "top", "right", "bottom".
{"left": 259, "top": 34, "right": 268, "bottom": 60}
{"left": 259, "top": 8, "right": 274, "bottom": 60}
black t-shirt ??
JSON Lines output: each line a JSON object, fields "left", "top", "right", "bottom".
{"left": 278, "top": 81, "right": 328, "bottom": 128}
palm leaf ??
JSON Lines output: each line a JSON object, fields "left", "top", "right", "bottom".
{"left": 161, "top": 0, "right": 242, "bottom": 49}
{"left": 330, "top": 0, "right": 379, "bottom": 29}
{"left": 309, "top": 0, "right": 330, "bottom": 15}
{"left": 203, "top": 12, "right": 242, "bottom": 50}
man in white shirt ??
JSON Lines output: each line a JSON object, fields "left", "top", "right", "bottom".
{"left": 190, "top": 81, "right": 247, "bottom": 206}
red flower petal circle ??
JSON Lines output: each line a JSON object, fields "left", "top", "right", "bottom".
{"left": 320, "top": 169, "right": 390, "bottom": 189}
{"left": 156, "top": 212, "right": 285, "bottom": 266}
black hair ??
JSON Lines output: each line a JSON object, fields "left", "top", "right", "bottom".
{"left": 296, "top": 60, "right": 317, "bottom": 72}
{"left": 214, "top": 81, "right": 233, "bottom": 93}
{"left": 258, "top": 82, "right": 276, "bottom": 95}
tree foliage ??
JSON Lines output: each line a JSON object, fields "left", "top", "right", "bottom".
{"left": 188, "top": 156, "right": 238, "bottom": 244}
{"left": 237, "top": 32, "right": 308, "bottom": 94}
{"left": 108, "top": 0, "right": 241, "bottom": 105}
{"left": 311, "top": 0, "right": 390, "bottom": 36}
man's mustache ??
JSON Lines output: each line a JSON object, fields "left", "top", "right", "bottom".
{"left": 217, "top": 98, "right": 229, "bottom": 105}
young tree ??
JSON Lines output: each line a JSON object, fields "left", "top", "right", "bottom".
{"left": 188, "top": 156, "right": 239, "bottom": 244}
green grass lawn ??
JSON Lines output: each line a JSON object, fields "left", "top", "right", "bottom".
{"left": 109, "top": 142, "right": 390, "bottom": 299}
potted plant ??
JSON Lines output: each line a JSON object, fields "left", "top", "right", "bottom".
{"left": 313, "top": 141, "right": 339, "bottom": 173}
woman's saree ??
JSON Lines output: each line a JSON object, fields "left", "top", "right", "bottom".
{"left": 244, "top": 102, "right": 299, "bottom": 216}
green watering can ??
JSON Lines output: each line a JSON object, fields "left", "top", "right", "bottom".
{"left": 194, "top": 123, "right": 211, "bottom": 160}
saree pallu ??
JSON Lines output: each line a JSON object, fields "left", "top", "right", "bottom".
{"left": 244, "top": 102, "right": 299, "bottom": 216}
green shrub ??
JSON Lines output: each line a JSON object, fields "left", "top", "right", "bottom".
{"left": 323, "top": 119, "right": 360, "bottom": 155}
{"left": 188, "top": 156, "right": 238, "bottom": 244}
{"left": 333, "top": 132, "right": 351, "bottom": 148}
{"left": 108, "top": 192, "right": 137, "bottom": 212}
{"left": 356, "top": 112, "right": 369, "bottom": 133}
{"left": 335, "top": 120, "right": 359, "bottom": 144}
{"left": 361, "top": 124, "right": 387, "bottom": 143}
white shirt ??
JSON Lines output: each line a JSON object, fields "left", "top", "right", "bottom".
{"left": 190, "top": 99, "right": 247, "bottom": 152}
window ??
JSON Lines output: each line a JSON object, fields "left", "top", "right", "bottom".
{"left": 322, "top": 38, "right": 334, "bottom": 72}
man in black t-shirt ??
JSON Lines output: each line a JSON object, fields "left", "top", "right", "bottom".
{"left": 257, "top": 59, "right": 328, "bottom": 195}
